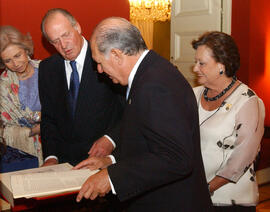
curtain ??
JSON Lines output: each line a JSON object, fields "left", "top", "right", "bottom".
{"left": 131, "top": 19, "right": 154, "bottom": 49}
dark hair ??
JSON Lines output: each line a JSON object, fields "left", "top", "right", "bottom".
{"left": 0, "top": 26, "right": 33, "bottom": 69}
{"left": 94, "top": 17, "right": 147, "bottom": 57}
{"left": 192, "top": 31, "right": 240, "bottom": 77}
{"left": 41, "top": 8, "right": 77, "bottom": 40}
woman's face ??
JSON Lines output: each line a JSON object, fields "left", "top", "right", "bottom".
{"left": 193, "top": 45, "right": 222, "bottom": 87}
{"left": 1, "top": 44, "right": 29, "bottom": 73}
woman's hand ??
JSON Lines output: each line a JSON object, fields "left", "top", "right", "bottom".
{"left": 208, "top": 176, "right": 230, "bottom": 194}
{"left": 29, "top": 124, "right": 40, "bottom": 137}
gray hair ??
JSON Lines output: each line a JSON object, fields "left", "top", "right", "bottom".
{"left": 0, "top": 25, "right": 33, "bottom": 69}
{"left": 94, "top": 17, "right": 147, "bottom": 58}
{"left": 41, "top": 8, "right": 77, "bottom": 40}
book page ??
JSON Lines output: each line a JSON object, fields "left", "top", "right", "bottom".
{"left": 0, "top": 163, "right": 73, "bottom": 206}
{"left": 1, "top": 163, "right": 73, "bottom": 195}
{"left": 11, "top": 169, "right": 99, "bottom": 199}
{"left": 11, "top": 163, "right": 73, "bottom": 176}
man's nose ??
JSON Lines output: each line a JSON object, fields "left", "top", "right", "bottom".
{"left": 193, "top": 63, "right": 199, "bottom": 73}
{"left": 59, "top": 38, "right": 67, "bottom": 49}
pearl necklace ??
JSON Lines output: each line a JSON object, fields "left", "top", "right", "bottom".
{"left": 203, "top": 76, "right": 237, "bottom": 101}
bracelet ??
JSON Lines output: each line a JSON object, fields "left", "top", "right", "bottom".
{"left": 32, "top": 111, "right": 41, "bottom": 123}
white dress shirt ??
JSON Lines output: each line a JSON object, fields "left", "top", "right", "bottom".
{"left": 64, "top": 37, "right": 88, "bottom": 88}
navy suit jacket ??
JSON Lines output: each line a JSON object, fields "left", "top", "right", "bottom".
{"left": 38, "top": 43, "right": 124, "bottom": 165}
{"left": 108, "top": 51, "right": 213, "bottom": 212}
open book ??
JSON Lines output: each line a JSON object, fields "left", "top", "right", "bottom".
{"left": 0, "top": 163, "right": 98, "bottom": 207}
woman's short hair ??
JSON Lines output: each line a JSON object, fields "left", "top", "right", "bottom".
{"left": 192, "top": 31, "right": 240, "bottom": 77}
{"left": 0, "top": 26, "right": 33, "bottom": 69}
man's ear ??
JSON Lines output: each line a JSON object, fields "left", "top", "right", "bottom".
{"left": 74, "top": 22, "right": 82, "bottom": 34}
{"left": 110, "top": 49, "right": 123, "bottom": 65}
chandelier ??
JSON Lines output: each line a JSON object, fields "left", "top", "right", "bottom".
{"left": 129, "top": 0, "right": 171, "bottom": 22}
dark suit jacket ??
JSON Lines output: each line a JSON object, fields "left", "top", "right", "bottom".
{"left": 38, "top": 43, "right": 124, "bottom": 165}
{"left": 108, "top": 51, "right": 213, "bottom": 212}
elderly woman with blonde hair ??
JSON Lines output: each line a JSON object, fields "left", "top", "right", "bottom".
{"left": 0, "top": 26, "right": 43, "bottom": 165}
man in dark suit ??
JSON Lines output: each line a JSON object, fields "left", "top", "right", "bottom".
{"left": 75, "top": 17, "right": 213, "bottom": 211}
{"left": 39, "top": 9, "right": 123, "bottom": 166}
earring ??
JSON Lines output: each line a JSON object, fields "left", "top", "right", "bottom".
{"left": 219, "top": 69, "right": 224, "bottom": 75}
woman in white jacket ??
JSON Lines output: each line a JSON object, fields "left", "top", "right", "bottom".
{"left": 192, "top": 31, "right": 265, "bottom": 212}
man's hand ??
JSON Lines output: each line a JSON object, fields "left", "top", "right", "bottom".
{"left": 76, "top": 168, "right": 111, "bottom": 202}
{"left": 73, "top": 157, "right": 112, "bottom": 170}
{"left": 88, "top": 136, "right": 114, "bottom": 157}
{"left": 41, "top": 158, "right": 58, "bottom": 167}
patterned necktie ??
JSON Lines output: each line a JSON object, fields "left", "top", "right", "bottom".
{"left": 69, "top": 60, "right": 79, "bottom": 118}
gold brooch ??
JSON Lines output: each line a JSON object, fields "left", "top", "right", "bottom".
{"left": 225, "top": 103, "right": 232, "bottom": 111}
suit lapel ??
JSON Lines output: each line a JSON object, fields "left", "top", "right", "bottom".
{"left": 127, "top": 51, "right": 154, "bottom": 101}
{"left": 77, "top": 45, "right": 93, "bottom": 99}
{"left": 73, "top": 44, "right": 94, "bottom": 122}
{"left": 55, "top": 57, "right": 71, "bottom": 115}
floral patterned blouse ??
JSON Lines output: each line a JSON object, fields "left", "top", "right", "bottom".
{"left": 193, "top": 83, "right": 265, "bottom": 206}
{"left": 0, "top": 59, "right": 43, "bottom": 165}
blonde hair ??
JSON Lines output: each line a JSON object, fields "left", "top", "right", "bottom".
{"left": 0, "top": 26, "right": 33, "bottom": 69}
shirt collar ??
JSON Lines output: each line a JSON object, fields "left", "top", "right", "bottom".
{"left": 127, "top": 50, "right": 149, "bottom": 90}
{"left": 65, "top": 36, "right": 87, "bottom": 68}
